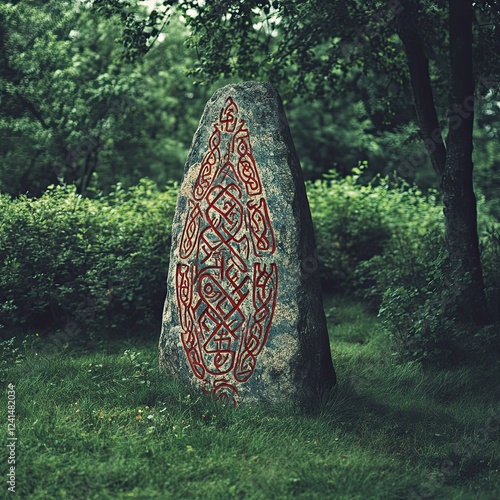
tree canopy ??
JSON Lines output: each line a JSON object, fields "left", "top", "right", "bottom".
{"left": 0, "top": 0, "right": 208, "bottom": 195}
{"left": 92, "top": 0, "right": 500, "bottom": 327}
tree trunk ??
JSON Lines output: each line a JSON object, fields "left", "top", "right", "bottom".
{"left": 441, "top": 0, "right": 489, "bottom": 324}
{"left": 398, "top": 0, "right": 490, "bottom": 324}
{"left": 397, "top": 0, "right": 447, "bottom": 177}
{"left": 78, "top": 145, "right": 100, "bottom": 195}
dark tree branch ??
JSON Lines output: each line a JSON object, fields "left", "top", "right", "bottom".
{"left": 397, "top": 1, "right": 447, "bottom": 177}
{"left": 15, "top": 95, "right": 50, "bottom": 130}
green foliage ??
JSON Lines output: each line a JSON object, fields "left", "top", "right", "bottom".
{"left": 362, "top": 223, "right": 500, "bottom": 363}
{"left": 286, "top": 96, "right": 426, "bottom": 182}
{"left": 0, "top": 0, "right": 207, "bottom": 195}
{"left": 307, "top": 167, "right": 442, "bottom": 292}
{"left": 91, "top": 0, "right": 175, "bottom": 61}
{"left": 0, "top": 179, "right": 177, "bottom": 336}
{"left": 481, "top": 228, "right": 500, "bottom": 321}
{"left": 474, "top": 91, "right": 500, "bottom": 220}
{"left": 0, "top": 336, "right": 22, "bottom": 383}
{"left": 166, "top": 0, "right": 498, "bottom": 115}
{"left": 121, "top": 349, "right": 154, "bottom": 386}
{"left": 309, "top": 169, "right": 499, "bottom": 362}
{"left": 93, "top": 0, "right": 443, "bottom": 185}
{"left": 379, "top": 270, "right": 500, "bottom": 364}
{"left": 377, "top": 264, "right": 463, "bottom": 363}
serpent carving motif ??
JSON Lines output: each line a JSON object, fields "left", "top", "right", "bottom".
{"left": 176, "top": 97, "right": 278, "bottom": 405}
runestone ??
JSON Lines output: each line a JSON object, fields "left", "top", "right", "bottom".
{"left": 159, "top": 82, "right": 335, "bottom": 406}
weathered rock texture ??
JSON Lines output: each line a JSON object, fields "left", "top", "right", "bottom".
{"left": 159, "top": 82, "right": 335, "bottom": 406}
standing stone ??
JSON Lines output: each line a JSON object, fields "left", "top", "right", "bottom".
{"left": 159, "top": 82, "right": 335, "bottom": 406}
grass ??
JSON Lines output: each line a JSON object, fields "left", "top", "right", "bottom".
{"left": 2, "top": 295, "right": 499, "bottom": 499}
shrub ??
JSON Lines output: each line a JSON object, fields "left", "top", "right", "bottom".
{"left": 481, "top": 228, "right": 500, "bottom": 322}
{"left": 378, "top": 259, "right": 500, "bottom": 364}
{"left": 377, "top": 257, "right": 464, "bottom": 363}
{"left": 359, "top": 208, "right": 500, "bottom": 364}
{"left": 0, "top": 179, "right": 177, "bottom": 337}
{"left": 308, "top": 167, "right": 499, "bottom": 363}
{"left": 307, "top": 167, "right": 443, "bottom": 295}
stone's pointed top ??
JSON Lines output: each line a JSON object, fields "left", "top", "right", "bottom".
{"left": 159, "top": 81, "right": 335, "bottom": 407}
{"left": 211, "top": 81, "right": 277, "bottom": 95}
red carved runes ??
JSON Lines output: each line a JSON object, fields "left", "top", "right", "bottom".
{"left": 176, "top": 97, "right": 278, "bottom": 405}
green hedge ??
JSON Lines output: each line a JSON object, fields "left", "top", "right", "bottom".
{"left": 307, "top": 168, "right": 443, "bottom": 295}
{"left": 308, "top": 169, "right": 499, "bottom": 362}
{"left": 1, "top": 171, "right": 498, "bottom": 360}
{"left": 0, "top": 179, "right": 176, "bottom": 336}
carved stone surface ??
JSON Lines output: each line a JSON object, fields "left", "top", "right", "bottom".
{"left": 159, "top": 82, "right": 335, "bottom": 406}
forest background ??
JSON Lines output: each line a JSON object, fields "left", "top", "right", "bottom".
{"left": 1, "top": 0, "right": 499, "bottom": 361}
{"left": 1, "top": 1, "right": 499, "bottom": 498}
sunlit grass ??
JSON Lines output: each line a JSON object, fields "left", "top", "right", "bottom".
{"left": 3, "top": 296, "right": 499, "bottom": 499}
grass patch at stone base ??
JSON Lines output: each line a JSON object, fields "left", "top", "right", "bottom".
{"left": 2, "top": 296, "right": 499, "bottom": 499}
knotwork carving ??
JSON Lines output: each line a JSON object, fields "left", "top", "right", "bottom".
{"left": 177, "top": 97, "right": 278, "bottom": 405}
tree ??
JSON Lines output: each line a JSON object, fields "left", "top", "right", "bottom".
{"left": 396, "top": 0, "right": 495, "bottom": 323}
{"left": 96, "top": 0, "right": 500, "bottom": 323}
{"left": 0, "top": 0, "right": 207, "bottom": 196}
{"left": 97, "top": 0, "right": 499, "bottom": 326}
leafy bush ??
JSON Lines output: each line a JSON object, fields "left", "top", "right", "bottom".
{"left": 0, "top": 179, "right": 177, "bottom": 336}
{"left": 377, "top": 259, "right": 500, "bottom": 363}
{"left": 308, "top": 167, "right": 499, "bottom": 362}
{"left": 364, "top": 203, "right": 500, "bottom": 362}
{"left": 377, "top": 259, "right": 464, "bottom": 363}
{"left": 481, "top": 228, "right": 500, "bottom": 321}
{"left": 307, "top": 167, "right": 443, "bottom": 294}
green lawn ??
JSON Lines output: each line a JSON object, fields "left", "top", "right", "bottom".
{"left": 2, "top": 296, "right": 499, "bottom": 499}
